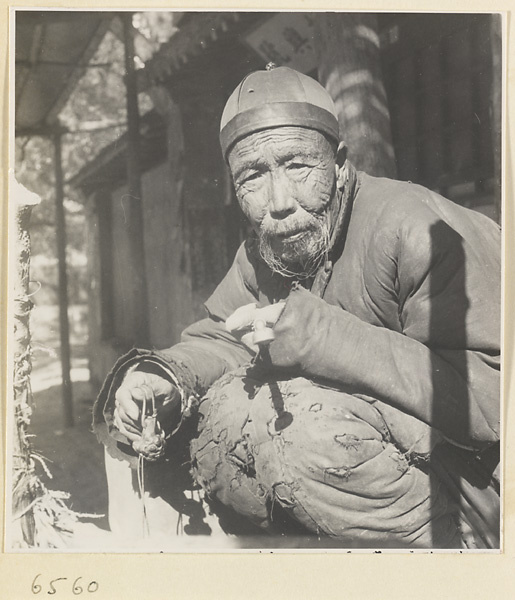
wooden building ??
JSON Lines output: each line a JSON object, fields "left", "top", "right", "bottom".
{"left": 72, "top": 12, "right": 502, "bottom": 388}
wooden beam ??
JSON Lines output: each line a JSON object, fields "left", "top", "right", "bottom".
{"left": 122, "top": 12, "right": 149, "bottom": 346}
{"left": 53, "top": 132, "right": 74, "bottom": 428}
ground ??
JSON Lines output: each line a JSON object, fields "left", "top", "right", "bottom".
{"left": 28, "top": 303, "right": 109, "bottom": 531}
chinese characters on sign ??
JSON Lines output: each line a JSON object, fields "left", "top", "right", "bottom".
{"left": 245, "top": 14, "right": 317, "bottom": 74}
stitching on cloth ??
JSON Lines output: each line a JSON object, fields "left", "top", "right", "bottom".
{"left": 266, "top": 396, "right": 332, "bottom": 535}
{"left": 324, "top": 466, "right": 353, "bottom": 481}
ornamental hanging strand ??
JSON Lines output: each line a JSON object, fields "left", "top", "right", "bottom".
{"left": 132, "top": 384, "right": 167, "bottom": 536}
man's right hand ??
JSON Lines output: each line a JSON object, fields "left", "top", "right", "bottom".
{"left": 113, "top": 368, "right": 179, "bottom": 443}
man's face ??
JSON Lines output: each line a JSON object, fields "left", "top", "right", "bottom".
{"left": 228, "top": 127, "right": 337, "bottom": 275}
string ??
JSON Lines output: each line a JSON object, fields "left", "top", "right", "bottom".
{"left": 137, "top": 386, "right": 151, "bottom": 538}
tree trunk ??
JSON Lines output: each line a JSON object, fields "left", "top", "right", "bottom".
{"left": 314, "top": 13, "right": 397, "bottom": 178}
{"left": 11, "top": 180, "right": 40, "bottom": 547}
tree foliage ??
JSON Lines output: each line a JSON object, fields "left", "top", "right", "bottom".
{"left": 15, "top": 25, "right": 134, "bottom": 306}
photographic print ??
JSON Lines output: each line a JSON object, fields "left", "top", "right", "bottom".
{"left": 7, "top": 9, "right": 503, "bottom": 554}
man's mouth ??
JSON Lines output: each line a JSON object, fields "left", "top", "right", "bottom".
{"left": 279, "top": 230, "right": 309, "bottom": 242}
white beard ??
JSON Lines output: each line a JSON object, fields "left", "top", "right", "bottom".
{"left": 258, "top": 213, "right": 330, "bottom": 279}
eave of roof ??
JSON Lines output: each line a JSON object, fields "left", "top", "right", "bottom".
{"left": 15, "top": 10, "right": 115, "bottom": 136}
{"left": 139, "top": 11, "right": 268, "bottom": 89}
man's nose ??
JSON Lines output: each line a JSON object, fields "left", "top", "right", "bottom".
{"left": 268, "top": 173, "right": 297, "bottom": 218}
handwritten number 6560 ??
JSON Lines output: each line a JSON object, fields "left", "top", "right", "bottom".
{"left": 31, "top": 574, "right": 99, "bottom": 595}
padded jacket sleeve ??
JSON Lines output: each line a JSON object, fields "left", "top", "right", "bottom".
{"left": 266, "top": 199, "right": 501, "bottom": 450}
{"left": 93, "top": 242, "right": 258, "bottom": 439}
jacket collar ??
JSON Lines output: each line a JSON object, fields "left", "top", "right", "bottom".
{"left": 310, "top": 161, "right": 359, "bottom": 298}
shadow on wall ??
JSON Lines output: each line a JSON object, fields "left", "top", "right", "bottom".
{"left": 429, "top": 220, "right": 499, "bottom": 549}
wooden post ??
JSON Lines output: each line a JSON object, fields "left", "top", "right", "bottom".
{"left": 122, "top": 12, "right": 149, "bottom": 346}
{"left": 314, "top": 13, "right": 397, "bottom": 178}
{"left": 53, "top": 131, "right": 74, "bottom": 428}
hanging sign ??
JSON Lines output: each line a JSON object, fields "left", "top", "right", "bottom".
{"left": 244, "top": 13, "right": 317, "bottom": 75}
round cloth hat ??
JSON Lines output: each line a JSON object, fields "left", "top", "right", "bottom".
{"left": 219, "top": 64, "right": 340, "bottom": 159}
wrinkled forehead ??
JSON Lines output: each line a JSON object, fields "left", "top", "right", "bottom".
{"left": 227, "top": 126, "right": 335, "bottom": 169}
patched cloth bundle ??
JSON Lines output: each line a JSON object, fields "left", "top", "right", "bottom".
{"left": 190, "top": 366, "right": 462, "bottom": 548}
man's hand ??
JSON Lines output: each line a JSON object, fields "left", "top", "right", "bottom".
{"left": 226, "top": 302, "right": 286, "bottom": 352}
{"left": 114, "top": 368, "right": 179, "bottom": 443}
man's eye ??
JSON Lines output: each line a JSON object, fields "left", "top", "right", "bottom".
{"left": 242, "top": 172, "right": 261, "bottom": 184}
{"left": 287, "top": 162, "right": 308, "bottom": 171}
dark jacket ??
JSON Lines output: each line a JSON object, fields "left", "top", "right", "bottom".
{"left": 95, "top": 166, "right": 501, "bottom": 465}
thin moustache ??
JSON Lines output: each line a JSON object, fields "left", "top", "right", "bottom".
{"left": 261, "top": 217, "right": 317, "bottom": 237}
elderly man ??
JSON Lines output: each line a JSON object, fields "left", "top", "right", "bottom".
{"left": 94, "top": 66, "right": 500, "bottom": 549}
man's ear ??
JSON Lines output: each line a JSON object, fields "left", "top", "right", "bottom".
{"left": 334, "top": 141, "right": 348, "bottom": 189}
{"left": 335, "top": 141, "right": 348, "bottom": 168}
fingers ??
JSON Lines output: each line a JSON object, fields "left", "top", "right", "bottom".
{"left": 225, "top": 303, "right": 257, "bottom": 332}
{"left": 257, "top": 302, "right": 285, "bottom": 325}
{"left": 227, "top": 302, "right": 286, "bottom": 351}
{"left": 138, "top": 372, "right": 175, "bottom": 400}
{"left": 226, "top": 302, "right": 286, "bottom": 333}
{"left": 114, "top": 373, "right": 165, "bottom": 440}
{"left": 113, "top": 384, "right": 145, "bottom": 442}
{"left": 115, "top": 385, "right": 141, "bottom": 422}
{"left": 113, "top": 408, "right": 141, "bottom": 443}
{"left": 118, "top": 371, "right": 175, "bottom": 405}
